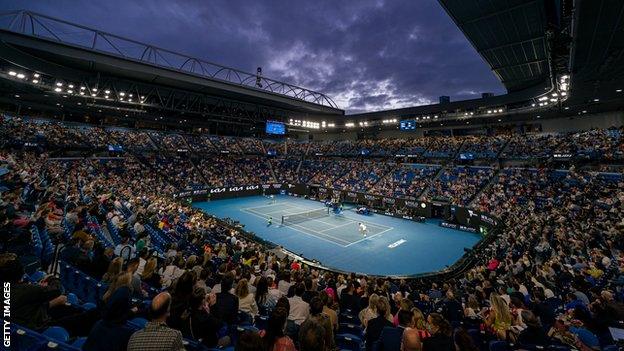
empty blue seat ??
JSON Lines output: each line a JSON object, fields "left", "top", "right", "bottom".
{"left": 72, "top": 337, "right": 87, "bottom": 349}
{"left": 42, "top": 326, "right": 70, "bottom": 343}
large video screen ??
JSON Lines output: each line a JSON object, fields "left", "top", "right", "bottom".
{"left": 265, "top": 121, "right": 286, "bottom": 135}
{"left": 400, "top": 120, "right": 416, "bottom": 130}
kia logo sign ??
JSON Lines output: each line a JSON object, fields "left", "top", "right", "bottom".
{"left": 210, "top": 188, "right": 226, "bottom": 193}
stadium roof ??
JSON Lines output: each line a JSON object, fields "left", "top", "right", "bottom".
{"left": 439, "top": 0, "right": 553, "bottom": 93}
{"left": 1, "top": 2, "right": 623, "bottom": 131}
{"left": 0, "top": 10, "right": 343, "bottom": 127}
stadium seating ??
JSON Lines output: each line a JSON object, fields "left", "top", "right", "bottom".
{"left": 1, "top": 115, "right": 623, "bottom": 351}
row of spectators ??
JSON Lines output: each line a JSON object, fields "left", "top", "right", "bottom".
{"left": 2, "top": 115, "right": 622, "bottom": 160}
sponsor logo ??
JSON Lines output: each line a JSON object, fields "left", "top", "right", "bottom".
{"left": 388, "top": 239, "right": 407, "bottom": 248}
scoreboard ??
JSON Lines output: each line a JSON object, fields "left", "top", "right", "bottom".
{"left": 400, "top": 120, "right": 416, "bottom": 130}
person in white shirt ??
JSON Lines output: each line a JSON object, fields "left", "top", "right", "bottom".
{"left": 287, "top": 283, "right": 310, "bottom": 326}
{"left": 267, "top": 276, "right": 283, "bottom": 302}
{"left": 277, "top": 272, "right": 293, "bottom": 296}
{"left": 358, "top": 222, "right": 368, "bottom": 237}
{"left": 114, "top": 237, "right": 135, "bottom": 261}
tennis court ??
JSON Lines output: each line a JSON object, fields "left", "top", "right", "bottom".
{"left": 194, "top": 195, "right": 482, "bottom": 276}
{"left": 241, "top": 202, "right": 392, "bottom": 247}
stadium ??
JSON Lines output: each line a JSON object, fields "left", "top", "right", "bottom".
{"left": 0, "top": 1, "right": 623, "bottom": 351}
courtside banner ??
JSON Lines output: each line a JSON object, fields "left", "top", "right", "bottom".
{"left": 172, "top": 183, "right": 309, "bottom": 201}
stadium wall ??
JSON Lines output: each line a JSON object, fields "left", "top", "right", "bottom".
{"left": 538, "top": 111, "right": 624, "bottom": 133}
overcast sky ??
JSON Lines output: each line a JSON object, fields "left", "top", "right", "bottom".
{"left": 1, "top": 0, "right": 505, "bottom": 114}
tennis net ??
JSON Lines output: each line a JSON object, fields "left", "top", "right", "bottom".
{"left": 281, "top": 207, "right": 330, "bottom": 225}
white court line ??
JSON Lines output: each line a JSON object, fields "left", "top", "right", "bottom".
{"left": 312, "top": 215, "right": 391, "bottom": 231}
{"left": 286, "top": 222, "right": 352, "bottom": 245}
{"left": 240, "top": 207, "right": 351, "bottom": 246}
{"left": 344, "top": 227, "right": 394, "bottom": 247}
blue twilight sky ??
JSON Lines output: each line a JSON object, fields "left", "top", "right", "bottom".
{"left": 1, "top": 0, "right": 505, "bottom": 113}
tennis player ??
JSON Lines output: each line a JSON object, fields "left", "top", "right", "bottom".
{"left": 358, "top": 222, "right": 368, "bottom": 237}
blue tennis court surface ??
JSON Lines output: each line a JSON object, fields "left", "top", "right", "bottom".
{"left": 194, "top": 195, "right": 482, "bottom": 276}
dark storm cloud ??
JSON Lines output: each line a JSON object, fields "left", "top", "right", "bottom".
{"left": 1, "top": 0, "right": 504, "bottom": 113}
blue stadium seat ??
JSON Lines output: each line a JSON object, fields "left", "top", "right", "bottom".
{"left": 29, "top": 270, "right": 46, "bottom": 282}
{"left": 42, "top": 326, "right": 70, "bottom": 343}
{"left": 336, "top": 333, "right": 364, "bottom": 351}
{"left": 254, "top": 315, "right": 268, "bottom": 330}
{"left": 338, "top": 323, "right": 364, "bottom": 338}
{"left": 489, "top": 340, "right": 509, "bottom": 351}
{"left": 339, "top": 312, "right": 360, "bottom": 326}
{"left": 66, "top": 292, "right": 78, "bottom": 305}
{"left": 72, "top": 337, "right": 87, "bottom": 349}
{"left": 128, "top": 317, "right": 148, "bottom": 329}
{"left": 81, "top": 302, "right": 97, "bottom": 310}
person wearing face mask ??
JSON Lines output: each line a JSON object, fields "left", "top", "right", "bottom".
{"left": 184, "top": 287, "right": 230, "bottom": 349}
{"left": 422, "top": 313, "right": 454, "bottom": 351}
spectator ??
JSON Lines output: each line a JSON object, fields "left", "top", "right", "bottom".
{"left": 237, "top": 330, "right": 264, "bottom": 351}
{"left": 298, "top": 319, "right": 326, "bottom": 351}
{"left": 287, "top": 283, "right": 310, "bottom": 340}
{"left": 302, "top": 296, "right": 334, "bottom": 350}
{"left": 127, "top": 292, "right": 184, "bottom": 351}
{"left": 83, "top": 286, "right": 136, "bottom": 351}
{"left": 485, "top": 294, "right": 512, "bottom": 340}
{"left": 101, "top": 256, "right": 123, "bottom": 284}
{"left": 517, "top": 310, "right": 549, "bottom": 346}
{"left": 262, "top": 306, "right": 296, "bottom": 351}
{"left": 255, "top": 276, "right": 276, "bottom": 316}
{"left": 422, "top": 313, "right": 454, "bottom": 351}
{"left": 237, "top": 278, "right": 259, "bottom": 319}
{"left": 366, "top": 296, "right": 394, "bottom": 351}
{"left": 184, "top": 287, "right": 229, "bottom": 348}
{"left": 212, "top": 272, "right": 239, "bottom": 325}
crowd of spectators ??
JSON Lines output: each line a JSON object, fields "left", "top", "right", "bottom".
{"left": 271, "top": 157, "right": 302, "bottom": 183}
{"left": 460, "top": 136, "right": 508, "bottom": 159}
{"left": 500, "top": 134, "right": 560, "bottom": 159}
{"left": 238, "top": 138, "right": 265, "bottom": 154}
{"left": 238, "top": 156, "right": 275, "bottom": 184}
{"left": 209, "top": 136, "right": 244, "bottom": 154}
{"left": 372, "top": 164, "right": 440, "bottom": 198}
{"left": 184, "top": 134, "right": 219, "bottom": 153}
{"left": 308, "top": 160, "right": 357, "bottom": 187}
{"left": 1, "top": 115, "right": 623, "bottom": 351}
{"left": 423, "top": 137, "right": 464, "bottom": 158}
{"left": 108, "top": 129, "right": 157, "bottom": 151}
{"left": 426, "top": 166, "right": 496, "bottom": 205}
{"left": 195, "top": 156, "right": 249, "bottom": 187}
{"left": 333, "top": 161, "right": 394, "bottom": 193}
{"left": 150, "top": 132, "right": 188, "bottom": 151}
{"left": 554, "top": 128, "right": 623, "bottom": 161}
{"left": 143, "top": 156, "right": 205, "bottom": 190}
